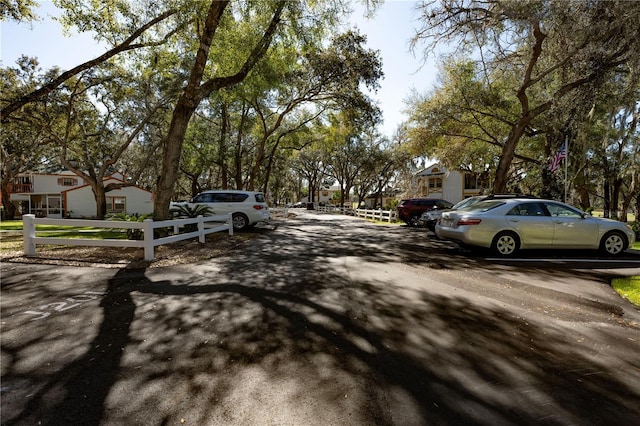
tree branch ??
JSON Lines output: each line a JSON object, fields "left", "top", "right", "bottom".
{"left": 1, "top": 8, "right": 178, "bottom": 120}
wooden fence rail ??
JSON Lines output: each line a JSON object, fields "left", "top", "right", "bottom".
{"left": 314, "top": 205, "right": 397, "bottom": 222}
{"left": 22, "top": 213, "right": 233, "bottom": 261}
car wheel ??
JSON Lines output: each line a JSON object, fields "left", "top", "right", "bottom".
{"left": 491, "top": 231, "right": 520, "bottom": 256}
{"left": 232, "top": 213, "right": 249, "bottom": 231}
{"left": 409, "top": 214, "right": 421, "bottom": 227}
{"left": 599, "top": 231, "right": 627, "bottom": 255}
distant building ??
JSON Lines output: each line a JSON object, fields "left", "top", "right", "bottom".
{"left": 302, "top": 185, "right": 343, "bottom": 205}
{"left": 412, "top": 163, "right": 482, "bottom": 203}
{"left": 362, "top": 189, "right": 402, "bottom": 209}
{"left": 7, "top": 171, "right": 153, "bottom": 218}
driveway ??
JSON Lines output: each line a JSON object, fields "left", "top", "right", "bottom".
{"left": 1, "top": 210, "right": 639, "bottom": 425}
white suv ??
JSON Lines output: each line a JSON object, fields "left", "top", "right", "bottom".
{"left": 173, "top": 190, "right": 270, "bottom": 231}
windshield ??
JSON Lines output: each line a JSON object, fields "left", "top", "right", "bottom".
{"left": 453, "top": 197, "right": 482, "bottom": 210}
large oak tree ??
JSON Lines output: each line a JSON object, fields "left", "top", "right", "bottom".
{"left": 413, "top": 0, "right": 640, "bottom": 193}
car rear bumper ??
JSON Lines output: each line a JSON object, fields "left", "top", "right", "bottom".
{"left": 255, "top": 210, "right": 271, "bottom": 222}
{"left": 435, "top": 225, "right": 493, "bottom": 248}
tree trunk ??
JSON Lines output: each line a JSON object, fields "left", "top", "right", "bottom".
{"left": 620, "top": 171, "right": 637, "bottom": 222}
{"left": 155, "top": 102, "right": 198, "bottom": 219}
{"left": 217, "top": 102, "right": 229, "bottom": 188}
{"left": 573, "top": 165, "right": 591, "bottom": 211}
{"left": 154, "top": 2, "right": 229, "bottom": 220}
{"left": 1, "top": 182, "right": 16, "bottom": 219}
{"left": 493, "top": 122, "right": 530, "bottom": 193}
{"left": 611, "top": 177, "right": 622, "bottom": 220}
{"left": 603, "top": 179, "right": 611, "bottom": 218}
{"left": 92, "top": 184, "right": 107, "bottom": 219}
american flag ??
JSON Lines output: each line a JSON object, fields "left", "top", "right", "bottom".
{"left": 550, "top": 141, "right": 567, "bottom": 173}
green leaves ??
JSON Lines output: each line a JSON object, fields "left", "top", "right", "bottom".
{"left": 169, "top": 203, "right": 214, "bottom": 219}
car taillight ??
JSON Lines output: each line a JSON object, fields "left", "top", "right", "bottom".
{"left": 457, "top": 218, "right": 482, "bottom": 226}
{"left": 253, "top": 205, "right": 265, "bottom": 210}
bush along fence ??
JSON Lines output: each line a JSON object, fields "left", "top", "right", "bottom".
{"left": 22, "top": 213, "right": 233, "bottom": 261}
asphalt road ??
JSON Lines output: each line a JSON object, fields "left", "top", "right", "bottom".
{"left": 1, "top": 210, "right": 640, "bottom": 425}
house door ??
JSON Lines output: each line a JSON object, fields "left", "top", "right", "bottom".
{"left": 47, "top": 195, "right": 62, "bottom": 218}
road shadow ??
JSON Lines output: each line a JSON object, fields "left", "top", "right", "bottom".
{"left": 1, "top": 214, "right": 639, "bottom": 424}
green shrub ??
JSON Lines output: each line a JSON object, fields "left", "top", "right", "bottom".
{"left": 169, "top": 204, "right": 214, "bottom": 232}
{"left": 106, "top": 212, "right": 151, "bottom": 240}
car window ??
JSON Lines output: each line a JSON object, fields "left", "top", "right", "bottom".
{"left": 459, "top": 200, "right": 505, "bottom": 212}
{"left": 452, "top": 197, "right": 480, "bottom": 210}
{"left": 192, "top": 193, "right": 213, "bottom": 203}
{"left": 207, "top": 193, "right": 225, "bottom": 202}
{"left": 436, "top": 200, "right": 453, "bottom": 209}
{"left": 230, "top": 193, "right": 249, "bottom": 202}
{"left": 507, "top": 202, "right": 546, "bottom": 216}
{"left": 254, "top": 193, "right": 265, "bottom": 203}
{"left": 544, "top": 202, "right": 583, "bottom": 218}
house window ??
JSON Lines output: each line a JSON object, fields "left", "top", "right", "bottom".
{"left": 107, "top": 196, "right": 126, "bottom": 213}
{"left": 464, "top": 174, "right": 479, "bottom": 190}
{"left": 58, "top": 177, "right": 78, "bottom": 186}
{"left": 428, "top": 177, "right": 443, "bottom": 189}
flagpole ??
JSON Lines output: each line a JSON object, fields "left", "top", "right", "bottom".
{"left": 564, "top": 135, "right": 569, "bottom": 203}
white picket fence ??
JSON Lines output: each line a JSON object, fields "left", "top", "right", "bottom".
{"left": 22, "top": 213, "right": 233, "bottom": 261}
{"left": 314, "top": 205, "right": 397, "bottom": 222}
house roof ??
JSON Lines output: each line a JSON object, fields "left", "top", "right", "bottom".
{"left": 61, "top": 175, "right": 151, "bottom": 195}
{"left": 416, "top": 163, "right": 447, "bottom": 177}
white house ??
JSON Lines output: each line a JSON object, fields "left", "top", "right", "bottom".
{"left": 302, "top": 185, "right": 344, "bottom": 205}
{"left": 412, "top": 163, "right": 482, "bottom": 203}
{"left": 8, "top": 170, "right": 153, "bottom": 218}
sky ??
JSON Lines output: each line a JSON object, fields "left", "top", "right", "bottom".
{"left": 0, "top": 1, "right": 440, "bottom": 138}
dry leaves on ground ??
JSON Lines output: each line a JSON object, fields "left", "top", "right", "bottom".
{"left": 0, "top": 232, "right": 261, "bottom": 269}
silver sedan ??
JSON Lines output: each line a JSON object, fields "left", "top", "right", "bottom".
{"left": 435, "top": 199, "right": 636, "bottom": 256}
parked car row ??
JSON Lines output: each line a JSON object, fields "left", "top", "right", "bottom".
{"left": 396, "top": 198, "right": 454, "bottom": 226}
{"left": 419, "top": 194, "right": 537, "bottom": 231}
{"left": 433, "top": 197, "right": 636, "bottom": 256}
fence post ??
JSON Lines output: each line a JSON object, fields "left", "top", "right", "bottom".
{"left": 143, "top": 219, "right": 154, "bottom": 261}
{"left": 198, "top": 215, "right": 205, "bottom": 243}
{"left": 23, "top": 214, "right": 36, "bottom": 256}
{"left": 227, "top": 213, "right": 234, "bottom": 235}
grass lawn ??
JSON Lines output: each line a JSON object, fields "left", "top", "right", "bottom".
{"left": 0, "top": 219, "right": 127, "bottom": 239}
{"left": 612, "top": 276, "right": 640, "bottom": 307}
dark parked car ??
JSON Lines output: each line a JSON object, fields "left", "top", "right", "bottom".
{"left": 396, "top": 198, "right": 453, "bottom": 226}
